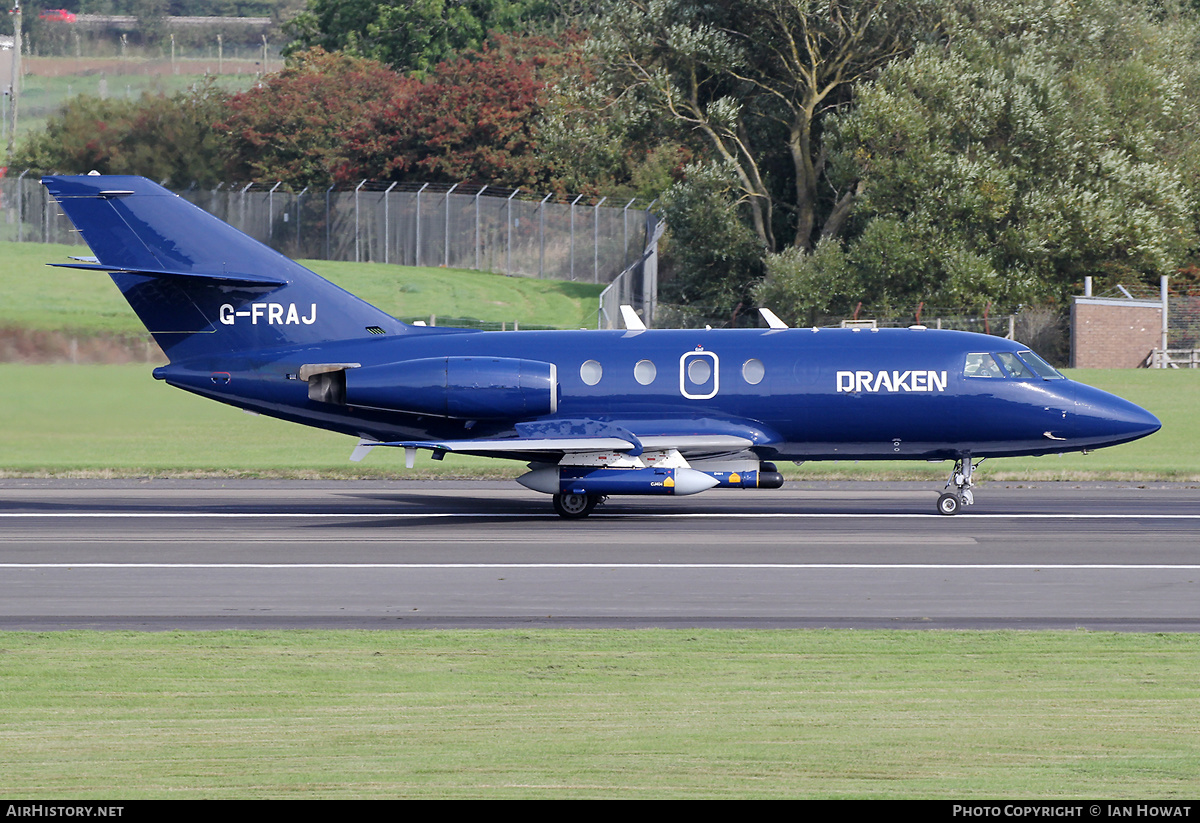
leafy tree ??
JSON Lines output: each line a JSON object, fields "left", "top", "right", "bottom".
{"left": 9, "top": 82, "right": 231, "bottom": 186}
{"left": 338, "top": 33, "right": 581, "bottom": 189}
{"left": 282, "top": 0, "right": 554, "bottom": 73}
{"left": 218, "top": 48, "right": 400, "bottom": 188}
{"left": 656, "top": 162, "right": 766, "bottom": 323}
{"left": 578, "top": 0, "right": 944, "bottom": 252}
{"left": 792, "top": 0, "right": 1200, "bottom": 317}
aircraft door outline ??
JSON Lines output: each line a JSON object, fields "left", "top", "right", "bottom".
{"left": 679, "top": 350, "right": 719, "bottom": 400}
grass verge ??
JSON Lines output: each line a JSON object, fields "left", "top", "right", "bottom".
{"left": 0, "top": 241, "right": 604, "bottom": 334}
{"left": 1, "top": 630, "right": 1198, "bottom": 799}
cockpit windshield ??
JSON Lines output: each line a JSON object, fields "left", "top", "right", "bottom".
{"left": 1016, "top": 350, "right": 1065, "bottom": 379}
{"left": 964, "top": 350, "right": 1065, "bottom": 380}
{"left": 995, "top": 352, "right": 1035, "bottom": 379}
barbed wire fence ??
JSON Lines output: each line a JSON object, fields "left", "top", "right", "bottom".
{"left": 0, "top": 172, "right": 659, "bottom": 329}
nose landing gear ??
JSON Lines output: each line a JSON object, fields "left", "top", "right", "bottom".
{"left": 937, "top": 456, "right": 982, "bottom": 515}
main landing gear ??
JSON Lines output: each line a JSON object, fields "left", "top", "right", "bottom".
{"left": 937, "top": 456, "right": 982, "bottom": 516}
{"left": 552, "top": 493, "right": 603, "bottom": 519}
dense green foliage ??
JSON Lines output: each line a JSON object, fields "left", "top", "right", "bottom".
{"left": 758, "top": 0, "right": 1200, "bottom": 321}
{"left": 9, "top": 83, "right": 231, "bottom": 185}
{"left": 281, "top": 0, "right": 558, "bottom": 73}
{"left": 11, "top": 0, "right": 1200, "bottom": 326}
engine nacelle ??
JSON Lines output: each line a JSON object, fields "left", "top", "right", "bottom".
{"left": 341, "top": 356, "right": 558, "bottom": 419}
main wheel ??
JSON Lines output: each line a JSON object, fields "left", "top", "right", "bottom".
{"left": 553, "top": 493, "right": 599, "bottom": 519}
{"left": 936, "top": 492, "right": 961, "bottom": 516}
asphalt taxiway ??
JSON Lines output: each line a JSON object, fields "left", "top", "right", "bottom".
{"left": 1, "top": 479, "right": 1198, "bottom": 630}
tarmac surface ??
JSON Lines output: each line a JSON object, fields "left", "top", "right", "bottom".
{"left": 1, "top": 478, "right": 1198, "bottom": 631}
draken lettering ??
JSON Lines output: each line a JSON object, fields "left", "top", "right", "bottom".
{"left": 836, "top": 370, "right": 948, "bottom": 393}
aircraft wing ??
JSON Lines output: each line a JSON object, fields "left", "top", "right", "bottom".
{"left": 350, "top": 433, "right": 758, "bottom": 465}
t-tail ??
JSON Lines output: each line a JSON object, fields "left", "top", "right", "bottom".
{"left": 42, "top": 175, "right": 408, "bottom": 363}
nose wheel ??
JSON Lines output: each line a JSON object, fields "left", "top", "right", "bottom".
{"left": 938, "top": 456, "right": 982, "bottom": 515}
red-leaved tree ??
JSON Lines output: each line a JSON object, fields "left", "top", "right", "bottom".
{"left": 220, "top": 48, "right": 402, "bottom": 188}
{"left": 338, "top": 33, "right": 584, "bottom": 190}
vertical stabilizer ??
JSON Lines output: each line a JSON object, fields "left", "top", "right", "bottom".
{"left": 43, "top": 175, "right": 407, "bottom": 362}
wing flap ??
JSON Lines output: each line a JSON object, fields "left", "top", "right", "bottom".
{"left": 361, "top": 436, "right": 637, "bottom": 455}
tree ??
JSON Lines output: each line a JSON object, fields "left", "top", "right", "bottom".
{"left": 793, "top": 0, "right": 1200, "bottom": 317}
{"left": 580, "top": 0, "right": 944, "bottom": 252}
{"left": 656, "top": 162, "right": 766, "bottom": 323}
{"left": 218, "top": 48, "right": 400, "bottom": 188}
{"left": 338, "top": 34, "right": 581, "bottom": 189}
{"left": 9, "top": 82, "right": 230, "bottom": 186}
{"left": 282, "top": 0, "right": 553, "bottom": 73}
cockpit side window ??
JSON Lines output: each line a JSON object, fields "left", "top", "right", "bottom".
{"left": 1017, "top": 350, "right": 1065, "bottom": 379}
{"left": 994, "top": 351, "right": 1035, "bottom": 379}
{"left": 964, "top": 352, "right": 1003, "bottom": 378}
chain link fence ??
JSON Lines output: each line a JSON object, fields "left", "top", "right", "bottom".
{"left": 1, "top": 173, "right": 659, "bottom": 328}
{"left": 599, "top": 215, "right": 663, "bottom": 330}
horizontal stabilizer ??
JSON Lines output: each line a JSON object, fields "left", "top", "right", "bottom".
{"left": 49, "top": 262, "right": 288, "bottom": 287}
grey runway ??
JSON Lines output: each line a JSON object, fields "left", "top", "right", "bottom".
{"left": 1, "top": 479, "right": 1198, "bottom": 630}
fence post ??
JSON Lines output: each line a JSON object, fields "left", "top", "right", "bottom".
{"left": 415, "top": 183, "right": 429, "bottom": 267}
{"left": 569, "top": 194, "right": 583, "bottom": 281}
{"left": 267, "top": 181, "right": 281, "bottom": 245}
{"left": 474, "top": 185, "right": 487, "bottom": 270}
{"left": 295, "top": 186, "right": 307, "bottom": 255}
{"left": 443, "top": 183, "right": 457, "bottom": 268}
{"left": 379, "top": 182, "right": 395, "bottom": 264}
{"left": 353, "top": 179, "right": 367, "bottom": 262}
{"left": 593, "top": 196, "right": 606, "bottom": 284}
{"left": 16, "top": 169, "right": 27, "bottom": 243}
{"left": 506, "top": 189, "right": 520, "bottom": 276}
{"left": 538, "top": 193, "right": 552, "bottom": 278}
{"left": 239, "top": 181, "right": 253, "bottom": 238}
{"left": 622, "top": 198, "right": 636, "bottom": 269}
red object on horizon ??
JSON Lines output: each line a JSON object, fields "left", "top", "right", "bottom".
{"left": 38, "top": 8, "right": 76, "bottom": 22}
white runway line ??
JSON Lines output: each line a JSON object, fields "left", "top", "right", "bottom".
{"left": 4, "top": 563, "right": 1200, "bottom": 570}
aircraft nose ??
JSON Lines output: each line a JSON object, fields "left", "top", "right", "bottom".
{"left": 1073, "top": 382, "right": 1161, "bottom": 448}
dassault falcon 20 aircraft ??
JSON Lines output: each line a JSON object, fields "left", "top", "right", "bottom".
{"left": 43, "top": 174, "right": 1161, "bottom": 516}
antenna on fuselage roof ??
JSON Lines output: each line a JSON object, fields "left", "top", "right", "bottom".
{"left": 620, "top": 305, "right": 647, "bottom": 331}
{"left": 759, "top": 307, "right": 788, "bottom": 329}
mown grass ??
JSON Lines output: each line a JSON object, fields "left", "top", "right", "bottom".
{"left": 1, "top": 630, "right": 1197, "bottom": 798}
{"left": 15, "top": 68, "right": 261, "bottom": 141}
{"left": 0, "top": 242, "right": 604, "bottom": 334}
{"left": 0, "top": 363, "right": 1191, "bottom": 479}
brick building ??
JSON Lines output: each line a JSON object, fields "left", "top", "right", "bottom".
{"left": 1070, "top": 296, "right": 1162, "bottom": 368}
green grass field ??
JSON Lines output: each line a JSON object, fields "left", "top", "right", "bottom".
{"left": 1, "top": 630, "right": 1197, "bottom": 798}
{"left": 0, "top": 242, "right": 604, "bottom": 334}
{"left": 15, "top": 67, "right": 261, "bottom": 142}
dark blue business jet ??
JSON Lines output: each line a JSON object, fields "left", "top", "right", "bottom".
{"left": 42, "top": 175, "right": 1161, "bottom": 516}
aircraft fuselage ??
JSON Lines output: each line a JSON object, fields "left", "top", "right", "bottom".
{"left": 153, "top": 325, "right": 1157, "bottom": 463}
